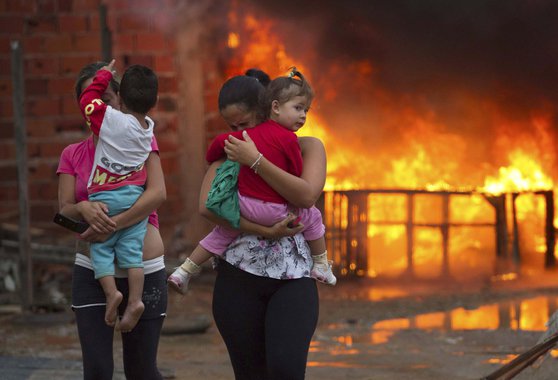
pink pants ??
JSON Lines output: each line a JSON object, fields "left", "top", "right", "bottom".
{"left": 200, "top": 193, "right": 325, "bottom": 255}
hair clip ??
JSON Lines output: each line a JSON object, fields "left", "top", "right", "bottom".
{"left": 287, "top": 67, "right": 297, "bottom": 78}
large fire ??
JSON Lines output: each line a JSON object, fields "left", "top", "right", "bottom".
{"left": 224, "top": 3, "right": 558, "bottom": 280}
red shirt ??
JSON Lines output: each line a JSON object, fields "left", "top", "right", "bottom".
{"left": 206, "top": 120, "right": 303, "bottom": 204}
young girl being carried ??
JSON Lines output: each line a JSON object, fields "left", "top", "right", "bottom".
{"left": 168, "top": 67, "right": 336, "bottom": 294}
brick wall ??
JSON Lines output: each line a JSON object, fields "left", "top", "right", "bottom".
{"left": 1, "top": 0, "right": 233, "bottom": 257}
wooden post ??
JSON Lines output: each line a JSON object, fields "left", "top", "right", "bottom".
{"left": 348, "top": 192, "right": 368, "bottom": 276}
{"left": 99, "top": 4, "right": 112, "bottom": 62}
{"left": 511, "top": 193, "right": 520, "bottom": 264}
{"left": 485, "top": 194, "right": 508, "bottom": 259}
{"left": 10, "top": 40, "right": 33, "bottom": 310}
{"left": 441, "top": 193, "right": 450, "bottom": 277}
{"left": 406, "top": 193, "right": 415, "bottom": 276}
{"left": 540, "top": 190, "right": 556, "bottom": 268}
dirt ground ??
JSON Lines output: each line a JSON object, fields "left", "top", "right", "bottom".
{"left": 3, "top": 269, "right": 558, "bottom": 380}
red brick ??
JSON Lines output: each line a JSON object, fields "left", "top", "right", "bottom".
{"left": 204, "top": 93, "right": 219, "bottom": 112}
{"left": 28, "top": 121, "right": 57, "bottom": 138}
{"left": 158, "top": 76, "right": 177, "bottom": 93}
{"left": 73, "top": 34, "right": 102, "bottom": 52}
{"left": 55, "top": 117, "right": 85, "bottom": 133}
{"left": 61, "top": 55, "right": 98, "bottom": 75}
{"left": 155, "top": 96, "right": 176, "bottom": 112}
{"left": 29, "top": 159, "right": 58, "bottom": 182}
{"left": 154, "top": 55, "right": 174, "bottom": 74}
{"left": 40, "top": 140, "right": 71, "bottom": 157}
{"left": 117, "top": 14, "right": 149, "bottom": 32}
{"left": 152, "top": 114, "right": 177, "bottom": 133}
{"left": 37, "top": 0, "right": 56, "bottom": 13}
{"left": 0, "top": 37, "right": 10, "bottom": 54}
{"left": 164, "top": 35, "right": 176, "bottom": 52}
{"left": 135, "top": 33, "right": 167, "bottom": 52}
{"left": 0, "top": 122, "right": 14, "bottom": 139}
{"left": 27, "top": 141, "right": 41, "bottom": 158}
{"left": 0, "top": 165, "right": 17, "bottom": 181}
{"left": 121, "top": 54, "right": 153, "bottom": 68}
{"left": 152, "top": 10, "right": 175, "bottom": 33}
{"left": 159, "top": 200, "right": 181, "bottom": 218}
{"left": 0, "top": 99, "right": 13, "bottom": 118}
{"left": 156, "top": 134, "right": 179, "bottom": 153}
{"left": 160, "top": 155, "right": 179, "bottom": 177}
{"left": 163, "top": 181, "right": 179, "bottom": 199}
{"left": 0, "top": 185, "right": 18, "bottom": 202}
{"left": 61, "top": 95, "right": 80, "bottom": 115}
{"left": 25, "top": 16, "right": 58, "bottom": 34}
{"left": 34, "top": 182, "right": 59, "bottom": 200}
{"left": 58, "top": 14, "right": 89, "bottom": 32}
{"left": 72, "top": 0, "right": 102, "bottom": 12}
{"left": 25, "top": 78, "right": 48, "bottom": 95}
{"left": 30, "top": 203, "right": 59, "bottom": 222}
{"left": 105, "top": 10, "right": 118, "bottom": 30}
{"left": 47, "top": 78, "right": 75, "bottom": 96}
{"left": 21, "top": 36, "right": 44, "bottom": 54}
{"left": 88, "top": 13, "right": 100, "bottom": 32}
{"left": 43, "top": 34, "right": 73, "bottom": 53}
{"left": 26, "top": 98, "right": 61, "bottom": 117}
{"left": 5, "top": 0, "right": 35, "bottom": 12}
{"left": 113, "top": 34, "right": 135, "bottom": 52}
{"left": 0, "top": 78, "right": 12, "bottom": 94}
{"left": 206, "top": 117, "right": 228, "bottom": 135}
{"left": 25, "top": 57, "right": 60, "bottom": 76}
{"left": 0, "top": 141, "right": 16, "bottom": 159}
{"left": 0, "top": 15, "right": 25, "bottom": 33}
{"left": 58, "top": 0, "right": 74, "bottom": 12}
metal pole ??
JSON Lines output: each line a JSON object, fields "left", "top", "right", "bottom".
{"left": 99, "top": 4, "right": 112, "bottom": 62}
{"left": 10, "top": 40, "right": 33, "bottom": 310}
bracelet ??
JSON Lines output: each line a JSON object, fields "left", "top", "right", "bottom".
{"left": 250, "top": 153, "right": 263, "bottom": 174}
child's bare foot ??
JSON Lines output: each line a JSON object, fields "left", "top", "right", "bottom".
{"left": 118, "top": 300, "right": 145, "bottom": 332}
{"left": 105, "top": 291, "right": 123, "bottom": 326}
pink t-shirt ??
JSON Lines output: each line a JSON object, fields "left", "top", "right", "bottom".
{"left": 56, "top": 135, "right": 160, "bottom": 228}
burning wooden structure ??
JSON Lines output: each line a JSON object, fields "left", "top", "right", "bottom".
{"left": 323, "top": 189, "right": 556, "bottom": 279}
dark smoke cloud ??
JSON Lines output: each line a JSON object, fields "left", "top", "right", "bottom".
{"left": 248, "top": 0, "right": 558, "bottom": 113}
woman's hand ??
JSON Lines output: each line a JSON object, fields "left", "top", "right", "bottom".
{"left": 224, "top": 130, "right": 260, "bottom": 166}
{"left": 77, "top": 201, "right": 116, "bottom": 234}
{"left": 79, "top": 227, "right": 111, "bottom": 243}
{"left": 259, "top": 213, "right": 305, "bottom": 239}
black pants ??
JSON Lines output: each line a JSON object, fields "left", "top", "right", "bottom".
{"left": 213, "top": 260, "right": 319, "bottom": 380}
{"left": 72, "top": 265, "right": 167, "bottom": 380}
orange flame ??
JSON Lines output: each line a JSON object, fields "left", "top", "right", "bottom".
{"left": 225, "top": 6, "right": 558, "bottom": 278}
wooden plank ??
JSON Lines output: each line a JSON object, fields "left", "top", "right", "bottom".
{"left": 10, "top": 40, "right": 33, "bottom": 309}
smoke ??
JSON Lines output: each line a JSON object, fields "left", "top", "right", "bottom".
{"left": 250, "top": 0, "right": 557, "bottom": 105}
{"left": 244, "top": 0, "right": 558, "bottom": 164}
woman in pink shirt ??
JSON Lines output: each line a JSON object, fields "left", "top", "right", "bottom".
{"left": 57, "top": 62, "right": 167, "bottom": 380}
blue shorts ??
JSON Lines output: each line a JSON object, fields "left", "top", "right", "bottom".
{"left": 89, "top": 185, "right": 147, "bottom": 278}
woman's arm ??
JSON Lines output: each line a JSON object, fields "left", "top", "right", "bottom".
{"left": 224, "top": 132, "right": 326, "bottom": 208}
{"left": 60, "top": 152, "right": 166, "bottom": 242}
{"left": 198, "top": 160, "right": 303, "bottom": 239}
{"left": 111, "top": 151, "right": 166, "bottom": 230}
{"left": 58, "top": 173, "right": 116, "bottom": 234}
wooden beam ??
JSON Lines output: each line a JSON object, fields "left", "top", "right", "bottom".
{"left": 10, "top": 40, "right": 33, "bottom": 310}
